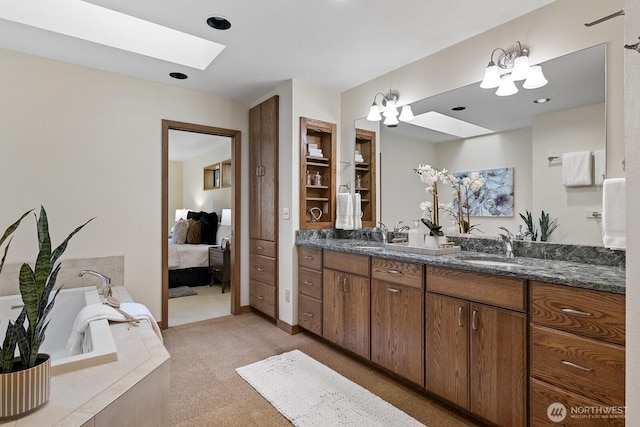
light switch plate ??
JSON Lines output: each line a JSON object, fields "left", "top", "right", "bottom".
{"left": 283, "top": 207, "right": 290, "bottom": 220}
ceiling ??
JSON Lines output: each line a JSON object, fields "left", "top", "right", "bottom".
{"left": 0, "top": 0, "right": 555, "bottom": 103}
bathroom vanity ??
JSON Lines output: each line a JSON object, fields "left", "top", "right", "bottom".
{"left": 296, "top": 235, "right": 625, "bottom": 427}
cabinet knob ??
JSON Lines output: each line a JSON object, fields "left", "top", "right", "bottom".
{"left": 304, "top": 312, "right": 314, "bottom": 317}
{"left": 212, "top": 268, "right": 220, "bottom": 272}
{"left": 257, "top": 295, "right": 265, "bottom": 301}
{"left": 257, "top": 246, "right": 264, "bottom": 250}
{"left": 561, "top": 360, "right": 593, "bottom": 372}
{"left": 304, "top": 256, "right": 313, "bottom": 260}
{"left": 256, "top": 267, "right": 264, "bottom": 272}
{"left": 386, "top": 269, "right": 400, "bottom": 275}
{"left": 303, "top": 281, "right": 313, "bottom": 286}
{"left": 387, "top": 288, "right": 401, "bottom": 294}
{"left": 561, "top": 308, "right": 593, "bottom": 317}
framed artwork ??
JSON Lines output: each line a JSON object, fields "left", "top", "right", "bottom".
{"left": 453, "top": 167, "right": 514, "bottom": 217}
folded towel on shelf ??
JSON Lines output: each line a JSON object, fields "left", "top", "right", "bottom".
{"left": 594, "top": 149, "right": 606, "bottom": 185}
{"left": 336, "top": 193, "right": 354, "bottom": 230}
{"left": 355, "top": 155, "right": 364, "bottom": 163}
{"left": 562, "top": 151, "right": 592, "bottom": 186}
{"left": 66, "top": 302, "right": 162, "bottom": 355}
{"left": 353, "top": 192, "right": 362, "bottom": 230}
{"left": 602, "top": 178, "right": 626, "bottom": 250}
{"left": 308, "top": 149, "right": 324, "bottom": 157}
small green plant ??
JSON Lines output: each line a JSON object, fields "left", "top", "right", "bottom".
{"left": 539, "top": 210, "right": 559, "bottom": 242}
{"left": 0, "top": 207, "right": 92, "bottom": 373}
{"left": 420, "top": 218, "right": 444, "bottom": 237}
{"left": 519, "top": 210, "right": 538, "bottom": 241}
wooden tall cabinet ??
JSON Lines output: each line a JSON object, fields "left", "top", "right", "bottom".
{"left": 300, "top": 117, "right": 336, "bottom": 229}
{"left": 249, "top": 96, "right": 279, "bottom": 319}
{"left": 354, "top": 128, "right": 376, "bottom": 227}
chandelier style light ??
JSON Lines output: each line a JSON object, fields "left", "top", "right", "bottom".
{"left": 366, "top": 90, "right": 414, "bottom": 126}
{"left": 480, "top": 41, "right": 548, "bottom": 96}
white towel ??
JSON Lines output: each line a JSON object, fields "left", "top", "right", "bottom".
{"left": 67, "top": 302, "right": 162, "bottom": 355}
{"left": 602, "top": 178, "right": 626, "bottom": 250}
{"left": 336, "top": 193, "right": 354, "bottom": 230}
{"left": 594, "top": 149, "right": 606, "bottom": 185}
{"left": 353, "top": 192, "right": 362, "bottom": 230}
{"left": 562, "top": 151, "right": 592, "bottom": 186}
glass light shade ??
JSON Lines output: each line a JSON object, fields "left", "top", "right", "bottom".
{"left": 522, "top": 65, "right": 548, "bottom": 89}
{"left": 495, "top": 75, "right": 518, "bottom": 96}
{"left": 383, "top": 114, "right": 399, "bottom": 126}
{"left": 480, "top": 64, "right": 501, "bottom": 89}
{"left": 510, "top": 55, "right": 531, "bottom": 81}
{"left": 398, "top": 105, "right": 415, "bottom": 122}
{"left": 175, "top": 209, "right": 189, "bottom": 222}
{"left": 366, "top": 103, "right": 382, "bottom": 121}
{"left": 221, "top": 208, "right": 232, "bottom": 226}
{"left": 382, "top": 99, "right": 398, "bottom": 117}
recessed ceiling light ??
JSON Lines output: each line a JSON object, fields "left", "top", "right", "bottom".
{"left": 534, "top": 98, "right": 551, "bottom": 104}
{"left": 451, "top": 106, "right": 466, "bottom": 111}
{"left": 207, "top": 16, "right": 232, "bottom": 30}
{"left": 170, "top": 72, "right": 188, "bottom": 80}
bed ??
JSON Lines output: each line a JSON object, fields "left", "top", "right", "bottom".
{"left": 167, "top": 210, "right": 231, "bottom": 288}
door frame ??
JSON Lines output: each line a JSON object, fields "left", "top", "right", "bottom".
{"left": 161, "top": 119, "right": 242, "bottom": 329}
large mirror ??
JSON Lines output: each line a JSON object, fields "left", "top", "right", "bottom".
{"left": 357, "top": 44, "right": 606, "bottom": 246}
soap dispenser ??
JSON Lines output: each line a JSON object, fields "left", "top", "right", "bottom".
{"left": 515, "top": 225, "right": 524, "bottom": 241}
{"left": 407, "top": 219, "right": 425, "bottom": 248}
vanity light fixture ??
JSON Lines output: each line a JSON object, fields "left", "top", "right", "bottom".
{"left": 480, "top": 41, "right": 548, "bottom": 96}
{"left": 366, "top": 90, "right": 414, "bottom": 126}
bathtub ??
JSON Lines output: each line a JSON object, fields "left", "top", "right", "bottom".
{"left": 0, "top": 286, "right": 117, "bottom": 375}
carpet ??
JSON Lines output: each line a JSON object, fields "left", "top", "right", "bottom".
{"left": 168, "top": 286, "right": 198, "bottom": 299}
{"left": 236, "top": 349, "right": 425, "bottom": 427}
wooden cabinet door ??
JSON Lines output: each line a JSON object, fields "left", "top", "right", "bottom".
{"left": 322, "top": 269, "right": 370, "bottom": 360}
{"left": 425, "top": 293, "right": 469, "bottom": 409}
{"left": 470, "top": 303, "right": 527, "bottom": 427}
{"left": 249, "top": 104, "right": 262, "bottom": 240}
{"left": 371, "top": 279, "right": 424, "bottom": 386}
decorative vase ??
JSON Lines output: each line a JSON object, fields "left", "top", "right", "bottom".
{"left": 425, "top": 235, "right": 447, "bottom": 249}
{"left": 0, "top": 354, "right": 51, "bottom": 420}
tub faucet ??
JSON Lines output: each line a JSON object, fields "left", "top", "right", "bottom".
{"left": 497, "top": 227, "right": 515, "bottom": 258}
{"left": 377, "top": 222, "right": 388, "bottom": 245}
{"left": 79, "top": 270, "right": 112, "bottom": 297}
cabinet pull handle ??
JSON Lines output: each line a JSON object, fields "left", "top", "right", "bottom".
{"left": 304, "top": 256, "right": 313, "bottom": 260}
{"left": 388, "top": 288, "right": 401, "bottom": 294}
{"left": 561, "top": 308, "right": 593, "bottom": 317}
{"left": 386, "top": 269, "right": 400, "bottom": 274}
{"left": 257, "top": 296, "right": 265, "bottom": 301}
{"left": 458, "top": 306, "right": 464, "bottom": 327}
{"left": 212, "top": 268, "right": 220, "bottom": 272}
{"left": 304, "top": 311, "right": 314, "bottom": 317}
{"left": 256, "top": 267, "right": 264, "bottom": 272}
{"left": 303, "top": 281, "right": 313, "bottom": 286}
{"left": 256, "top": 166, "right": 261, "bottom": 176}
{"left": 561, "top": 360, "right": 593, "bottom": 372}
{"left": 257, "top": 246, "right": 264, "bottom": 250}
{"left": 262, "top": 165, "right": 266, "bottom": 176}
{"left": 343, "top": 277, "right": 348, "bottom": 293}
{"left": 472, "top": 310, "right": 478, "bottom": 331}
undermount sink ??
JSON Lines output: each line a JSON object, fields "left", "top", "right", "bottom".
{"left": 463, "top": 259, "right": 515, "bottom": 267}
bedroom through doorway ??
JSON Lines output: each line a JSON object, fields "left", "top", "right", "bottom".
{"left": 161, "top": 120, "right": 242, "bottom": 329}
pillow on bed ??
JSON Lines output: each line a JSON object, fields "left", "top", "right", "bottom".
{"left": 200, "top": 212, "right": 219, "bottom": 244}
{"left": 186, "top": 219, "right": 201, "bottom": 244}
{"left": 187, "top": 210, "right": 203, "bottom": 221}
{"left": 172, "top": 219, "right": 189, "bottom": 244}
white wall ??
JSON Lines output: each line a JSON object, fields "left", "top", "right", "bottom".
{"left": 182, "top": 142, "right": 232, "bottom": 216}
{"left": 532, "top": 103, "right": 605, "bottom": 245}
{"left": 0, "top": 49, "right": 249, "bottom": 319}
{"left": 168, "top": 161, "right": 183, "bottom": 232}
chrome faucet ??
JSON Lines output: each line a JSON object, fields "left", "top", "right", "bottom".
{"left": 497, "top": 227, "right": 515, "bottom": 258}
{"left": 377, "top": 222, "right": 388, "bottom": 245}
{"left": 393, "top": 221, "right": 411, "bottom": 232}
{"left": 79, "top": 270, "right": 112, "bottom": 297}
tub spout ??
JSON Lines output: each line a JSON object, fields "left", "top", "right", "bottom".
{"left": 79, "top": 270, "right": 112, "bottom": 297}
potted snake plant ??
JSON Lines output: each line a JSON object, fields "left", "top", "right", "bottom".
{"left": 0, "top": 207, "right": 92, "bottom": 419}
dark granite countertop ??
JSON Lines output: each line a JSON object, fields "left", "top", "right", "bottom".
{"left": 296, "top": 237, "right": 626, "bottom": 295}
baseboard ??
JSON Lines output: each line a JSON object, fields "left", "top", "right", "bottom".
{"left": 237, "top": 305, "right": 253, "bottom": 315}
{"left": 277, "top": 319, "right": 302, "bottom": 335}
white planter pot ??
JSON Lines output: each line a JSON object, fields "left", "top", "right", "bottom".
{"left": 424, "top": 235, "right": 447, "bottom": 249}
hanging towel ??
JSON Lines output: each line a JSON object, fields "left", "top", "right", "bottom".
{"left": 602, "top": 178, "right": 626, "bottom": 250}
{"left": 336, "top": 193, "right": 354, "bottom": 230}
{"left": 353, "top": 192, "right": 362, "bottom": 230}
{"left": 562, "top": 151, "right": 592, "bottom": 186}
{"left": 594, "top": 149, "right": 606, "bottom": 185}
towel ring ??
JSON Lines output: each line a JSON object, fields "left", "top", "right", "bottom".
{"left": 308, "top": 207, "right": 322, "bottom": 222}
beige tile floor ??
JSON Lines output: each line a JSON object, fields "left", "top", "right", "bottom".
{"left": 168, "top": 284, "right": 231, "bottom": 327}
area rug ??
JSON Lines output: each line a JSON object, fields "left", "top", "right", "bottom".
{"left": 168, "top": 286, "right": 198, "bottom": 299}
{"left": 236, "top": 349, "right": 425, "bottom": 427}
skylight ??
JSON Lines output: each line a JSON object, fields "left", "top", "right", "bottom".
{"left": 409, "top": 111, "right": 494, "bottom": 139}
{"left": 0, "top": 0, "right": 225, "bottom": 70}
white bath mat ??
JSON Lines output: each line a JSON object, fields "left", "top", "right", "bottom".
{"left": 236, "top": 349, "right": 425, "bottom": 427}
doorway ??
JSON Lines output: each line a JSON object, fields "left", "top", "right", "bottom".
{"left": 161, "top": 120, "right": 242, "bottom": 329}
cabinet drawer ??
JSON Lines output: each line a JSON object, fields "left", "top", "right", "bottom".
{"left": 531, "top": 281, "right": 625, "bottom": 345}
{"left": 209, "top": 248, "right": 224, "bottom": 266}
{"left": 250, "top": 253, "right": 276, "bottom": 286}
{"left": 531, "top": 325, "right": 625, "bottom": 406}
{"left": 299, "top": 267, "right": 322, "bottom": 300}
{"left": 250, "top": 239, "right": 276, "bottom": 257}
{"left": 323, "top": 250, "right": 370, "bottom": 277}
{"left": 371, "top": 257, "right": 423, "bottom": 289}
{"left": 426, "top": 266, "right": 525, "bottom": 312}
{"left": 298, "top": 294, "right": 322, "bottom": 336}
{"left": 250, "top": 280, "right": 276, "bottom": 318}
{"left": 530, "top": 378, "right": 625, "bottom": 427}
{"left": 298, "top": 246, "right": 322, "bottom": 270}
